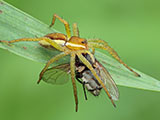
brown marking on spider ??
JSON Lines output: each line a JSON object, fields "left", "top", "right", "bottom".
{"left": 0, "top": 10, "right": 2, "bottom": 14}
{"left": 0, "top": 14, "right": 140, "bottom": 112}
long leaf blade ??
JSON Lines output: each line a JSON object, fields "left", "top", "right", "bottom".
{"left": 0, "top": 1, "right": 160, "bottom": 92}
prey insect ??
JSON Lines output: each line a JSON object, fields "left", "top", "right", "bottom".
{"left": 42, "top": 54, "right": 119, "bottom": 102}
{"left": 75, "top": 53, "right": 119, "bottom": 101}
{"left": 0, "top": 14, "right": 140, "bottom": 112}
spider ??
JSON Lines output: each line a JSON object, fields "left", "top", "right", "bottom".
{"left": 0, "top": 14, "right": 140, "bottom": 112}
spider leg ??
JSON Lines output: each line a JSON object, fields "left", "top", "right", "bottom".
{"left": 49, "top": 14, "right": 71, "bottom": 38}
{"left": 88, "top": 39, "right": 140, "bottom": 77}
{"left": 37, "top": 52, "right": 70, "bottom": 84}
{"left": 76, "top": 51, "right": 116, "bottom": 107}
{"left": 88, "top": 39, "right": 120, "bottom": 57}
{"left": 91, "top": 48, "right": 95, "bottom": 54}
{"left": 0, "top": 37, "right": 64, "bottom": 51}
{"left": 72, "top": 23, "right": 79, "bottom": 37}
{"left": 79, "top": 50, "right": 95, "bottom": 63}
{"left": 70, "top": 53, "right": 78, "bottom": 112}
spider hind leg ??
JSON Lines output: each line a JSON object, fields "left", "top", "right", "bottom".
{"left": 37, "top": 52, "right": 69, "bottom": 84}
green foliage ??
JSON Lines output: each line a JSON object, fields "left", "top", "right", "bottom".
{"left": 0, "top": 1, "right": 160, "bottom": 92}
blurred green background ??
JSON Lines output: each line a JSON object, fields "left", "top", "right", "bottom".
{"left": 0, "top": 0, "right": 160, "bottom": 120}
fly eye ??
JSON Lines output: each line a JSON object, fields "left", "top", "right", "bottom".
{"left": 81, "top": 40, "right": 87, "bottom": 44}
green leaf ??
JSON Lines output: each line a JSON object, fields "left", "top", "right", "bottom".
{"left": 0, "top": 1, "right": 160, "bottom": 92}
{"left": 0, "top": 0, "right": 69, "bottom": 64}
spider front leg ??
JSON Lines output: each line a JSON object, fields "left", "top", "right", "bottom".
{"left": 79, "top": 50, "right": 95, "bottom": 63}
{"left": 70, "top": 52, "right": 78, "bottom": 112}
{"left": 88, "top": 39, "right": 141, "bottom": 77}
{"left": 50, "top": 14, "right": 71, "bottom": 38}
{"left": 76, "top": 51, "right": 116, "bottom": 107}
{"left": 88, "top": 39, "right": 120, "bottom": 57}
{"left": 0, "top": 37, "right": 64, "bottom": 51}
{"left": 37, "top": 52, "right": 70, "bottom": 84}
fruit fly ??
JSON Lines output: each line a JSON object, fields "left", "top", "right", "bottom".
{"left": 0, "top": 14, "right": 140, "bottom": 112}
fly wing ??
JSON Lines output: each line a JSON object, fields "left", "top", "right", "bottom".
{"left": 96, "top": 61, "right": 119, "bottom": 101}
{"left": 42, "top": 64, "right": 70, "bottom": 85}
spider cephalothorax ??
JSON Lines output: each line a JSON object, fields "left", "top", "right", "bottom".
{"left": 41, "top": 33, "right": 88, "bottom": 50}
{"left": 0, "top": 14, "right": 140, "bottom": 112}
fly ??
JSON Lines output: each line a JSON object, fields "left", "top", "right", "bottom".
{"left": 42, "top": 53, "right": 119, "bottom": 103}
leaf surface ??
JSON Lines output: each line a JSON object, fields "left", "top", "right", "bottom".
{"left": 0, "top": 1, "right": 160, "bottom": 92}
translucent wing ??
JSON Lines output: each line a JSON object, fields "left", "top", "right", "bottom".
{"left": 42, "top": 64, "right": 70, "bottom": 85}
{"left": 96, "top": 60, "right": 119, "bottom": 101}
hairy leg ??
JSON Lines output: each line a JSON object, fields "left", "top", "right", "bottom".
{"left": 37, "top": 52, "right": 69, "bottom": 84}
{"left": 88, "top": 39, "right": 140, "bottom": 77}
{"left": 0, "top": 37, "right": 64, "bottom": 51}
{"left": 49, "top": 14, "right": 71, "bottom": 38}
{"left": 79, "top": 50, "right": 95, "bottom": 64}
{"left": 88, "top": 39, "right": 120, "bottom": 58}
{"left": 91, "top": 48, "right": 95, "bottom": 54}
{"left": 70, "top": 53, "right": 78, "bottom": 112}
{"left": 76, "top": 51, "right": 116, "bottom": 107}
{"left": 72, "top": 23, "right": 79, "bottom": 37}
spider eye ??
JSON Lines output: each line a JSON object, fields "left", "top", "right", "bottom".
{"left": 81, "top": 40, "right": 87, "bottom": 44}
